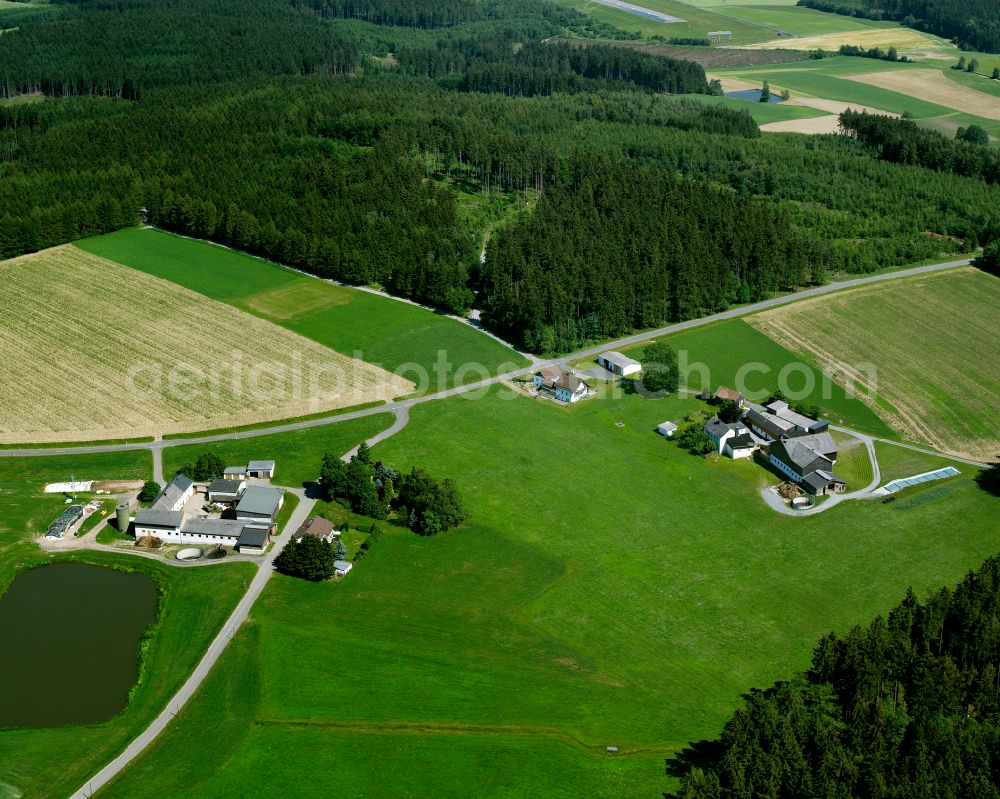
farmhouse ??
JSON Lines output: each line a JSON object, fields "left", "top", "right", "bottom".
{"left": 657, "top": 420, "right": 678, "bottom": 437}
{"left": 769, "top": 439, "right": 846, "bottom": 495}
{"left": 533, "top": 365, "right": 590, "bottom": 403}
{"left": 294, "top": 516, "right": 338, "bottom": 543}
{"left": 207, "top": 478, "right": 246, "bottom": 504}
{"left": 152, "top": 474, "right": 195, "bottom": 512}
{"left": 713, "top": 386, "right": 746, "bottom": 409}
{"left": 597, "top": 351, "right": 641, "bottom": 377}
{"left": 235, "top": 485, "right": 284, "bottom": 522}
{"left": 704, "top": 417, "right": 755, "bottom": 457}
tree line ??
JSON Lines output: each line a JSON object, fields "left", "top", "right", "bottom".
{"left": 839, "top": 110, "right": 1000, "bottom": 185}
{"left": 479, "top": 156, "right": 816, "bottom": 352}
{"left": 673, "top": 554, "right": 1000, "bottom": 798}
{"left": 798, "top": 0, "right": 1000, "bottom": 52}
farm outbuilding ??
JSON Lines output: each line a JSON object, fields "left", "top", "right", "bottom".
{"left": 597, "top": 351, "right": 641, "bottom": 377}
{"left": 657, "top": 421, "right": 678, "bottom": 437}
{"left": 235, "top": 485, "right": 284, "bottom": 523}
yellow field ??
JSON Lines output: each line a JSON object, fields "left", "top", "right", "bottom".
{"left": 0, "top": 246, "right": 412, "bottom": 443}
{"left": 744, "top": 27, "right": 940, "bottom": 52}
{"left": 844, "top": 69, "right": 1000, "bottom": 120}
{"left": 748, "top": 268, "right": 1000, "bottom": 461}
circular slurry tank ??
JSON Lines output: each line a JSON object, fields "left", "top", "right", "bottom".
{"left": 791, "top": 496, "right": 815, "bottom": 510}
{"left": 176, "top": 547, "right": 204, "bottom": 561}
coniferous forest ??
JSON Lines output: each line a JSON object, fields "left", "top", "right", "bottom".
{"left": 798, "top": 0, "right": 1000, "bottom": 53}
{"left": 0, "top": 0, "right": 998, "bottom": 350}
{"left": 673, "top": 555, "right": 1000, "bottom": 799}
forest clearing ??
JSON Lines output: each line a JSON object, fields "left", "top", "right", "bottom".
{"left": 0, "top": 246, "right": 411, "bottom": 443}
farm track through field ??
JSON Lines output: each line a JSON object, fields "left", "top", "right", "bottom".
{"left": 252, "top": 717, "right": 677, "bottom": 756}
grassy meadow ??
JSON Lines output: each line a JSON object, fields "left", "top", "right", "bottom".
{"left": 97, "top": 386, "right": 999, "bottom": 798}
{"left": 162, "top": 413, "right": 394, "bottom": 488}
{"left": 749, "top": 268, "right": 1000, "bottom": 461}
{"left": 622, "top": 317, "right": 896, "bottom": 437}
{"left": 552, "top": 0, "right": 775, "bottom": 44}
{"left": 78, "top": 228, "right": 529, "bottom": 394}
{"left": 0, "top": 451, "right": 256, "bottom": 799}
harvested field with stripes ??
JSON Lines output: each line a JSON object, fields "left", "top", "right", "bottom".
{"left": 0, "top": 246, "right": 412, "bottom": 443}
{"left": 748, "top": 268, "right": 1000, "bottom": 461}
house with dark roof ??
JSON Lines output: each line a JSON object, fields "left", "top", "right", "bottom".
{"left": 235, "top": 485, "right": 284, "bottom": 523}
{"left": 769, "top": 439, "right": 846, "bottom": 495}
{"left": 704, "top": 416, "right": 759, "bottom": 458}
{"left": 151, "top": 474, "right": 194, "bottom": 512}
{"left": 597, "top": 351, "right": 641, "bottom": 377}
{"left": 533, "top": 365, "right": 590, "bottom": 403}
{"left": 236, "top": 525, "right": 271, "bottom": 555}
{"left": 207, "top": 478, "right": 246, "bottom": 504}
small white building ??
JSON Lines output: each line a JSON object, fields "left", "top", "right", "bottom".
{"left": 597, "top": 351, "right": 641, "bottom": 377}
{"left": 334, "top": 560, "right": 353, "bottom": 577}
{"left": 657, "top": 421, "right": 678, "bottom": 437}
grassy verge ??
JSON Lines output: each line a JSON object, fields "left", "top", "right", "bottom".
{"left": 273, "top": 491, "right": 301, "bottom": 535}
{"left": 75, "top": 498, "right": 117, "bottom": 537}
{"left": 160, "top": 402, "right": 386, "bottom": 440}
{"left": 162, "top": 414, "right": 394, "bottom": 489}
{"left": 0, "top": 436, "right": 155, "bottom": 450}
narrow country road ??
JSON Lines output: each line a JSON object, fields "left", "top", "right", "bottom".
{"left": 0, "top": 257, "right": 974, "bottom": 463}
{"left": 71, "top": 488, "right": 316, "bottom": 799}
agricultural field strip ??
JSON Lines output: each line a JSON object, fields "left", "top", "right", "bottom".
{"left": 0, "top": 256, "right": 976, "bottom": 462}
{"left": 0, "top": 246, "right": 413, "bottom": 443}
{"left": 748, "top": 269, "right": 999, "bottom": 461}
{"left": 843, "top": 69, "right": 1000, "bottom": 120}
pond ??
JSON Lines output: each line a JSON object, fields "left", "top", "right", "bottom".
{"left": 0, "top": 562, "right": 158, "bottom": 728}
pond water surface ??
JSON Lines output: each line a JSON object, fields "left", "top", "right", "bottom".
{"left": 0, "top": 562, "right": 158, "bottom": 728}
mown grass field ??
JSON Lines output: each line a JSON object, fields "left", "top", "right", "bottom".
{"left": 162, "top": 413, "right": 394, "bottom": 488}
{"left": 97, "top": 386, "right": 998, "bottom": 798}
{"left": 749, "top": 268, "right": 1000, "bottom": 461}
{"left": 624, "top": 317, "right": 896, "bottom": 437}
{"left": 78, "top": 228, "right": 529, "bottom": 393}
{"left": 552, "top": 0, "right": 775, "bottom": 43}
{"left": 708, "top": 4, "right": 900, "bottom": 38}
{"left": 0, "top": 245, "right": 410, "bottom": 443}
{"left": 0, "top": 451, "right": 256, "bottom": 799}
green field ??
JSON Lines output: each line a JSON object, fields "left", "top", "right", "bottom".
{"left": 162, "top": 413, "right": 394, "bottom": 488}
{"left": 98, "top": 385, "right": 998, "bottom": 798}
{"left": 552, "top": 0, "right": 775, "bottom": 44}
{"left": 78, "top": 228, "right": 529, "bottom": 394}
{"left": 625, "top": 317, "right": 896, "bottom": 437}
{"left": 875, "top": 441, "right": 964, "bottom": 484}
{"left": 830, "top": 431, "right": 874, "bottom": 488}
{"left": 706, "top": 4, "right": 897, "bottom": 37}
{"left": 0, "top": 451, "right": 256, "bottom": 799}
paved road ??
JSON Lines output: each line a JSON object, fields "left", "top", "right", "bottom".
{"left": 0, "top": 257, "right": 974, "bottom": 463}
{"left": 71, "top": 487, "right": 316, "bottom": 799}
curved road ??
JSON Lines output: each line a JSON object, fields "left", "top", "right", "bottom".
{"left": 0, "top": 257, "right": 974, "bottom": 463}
